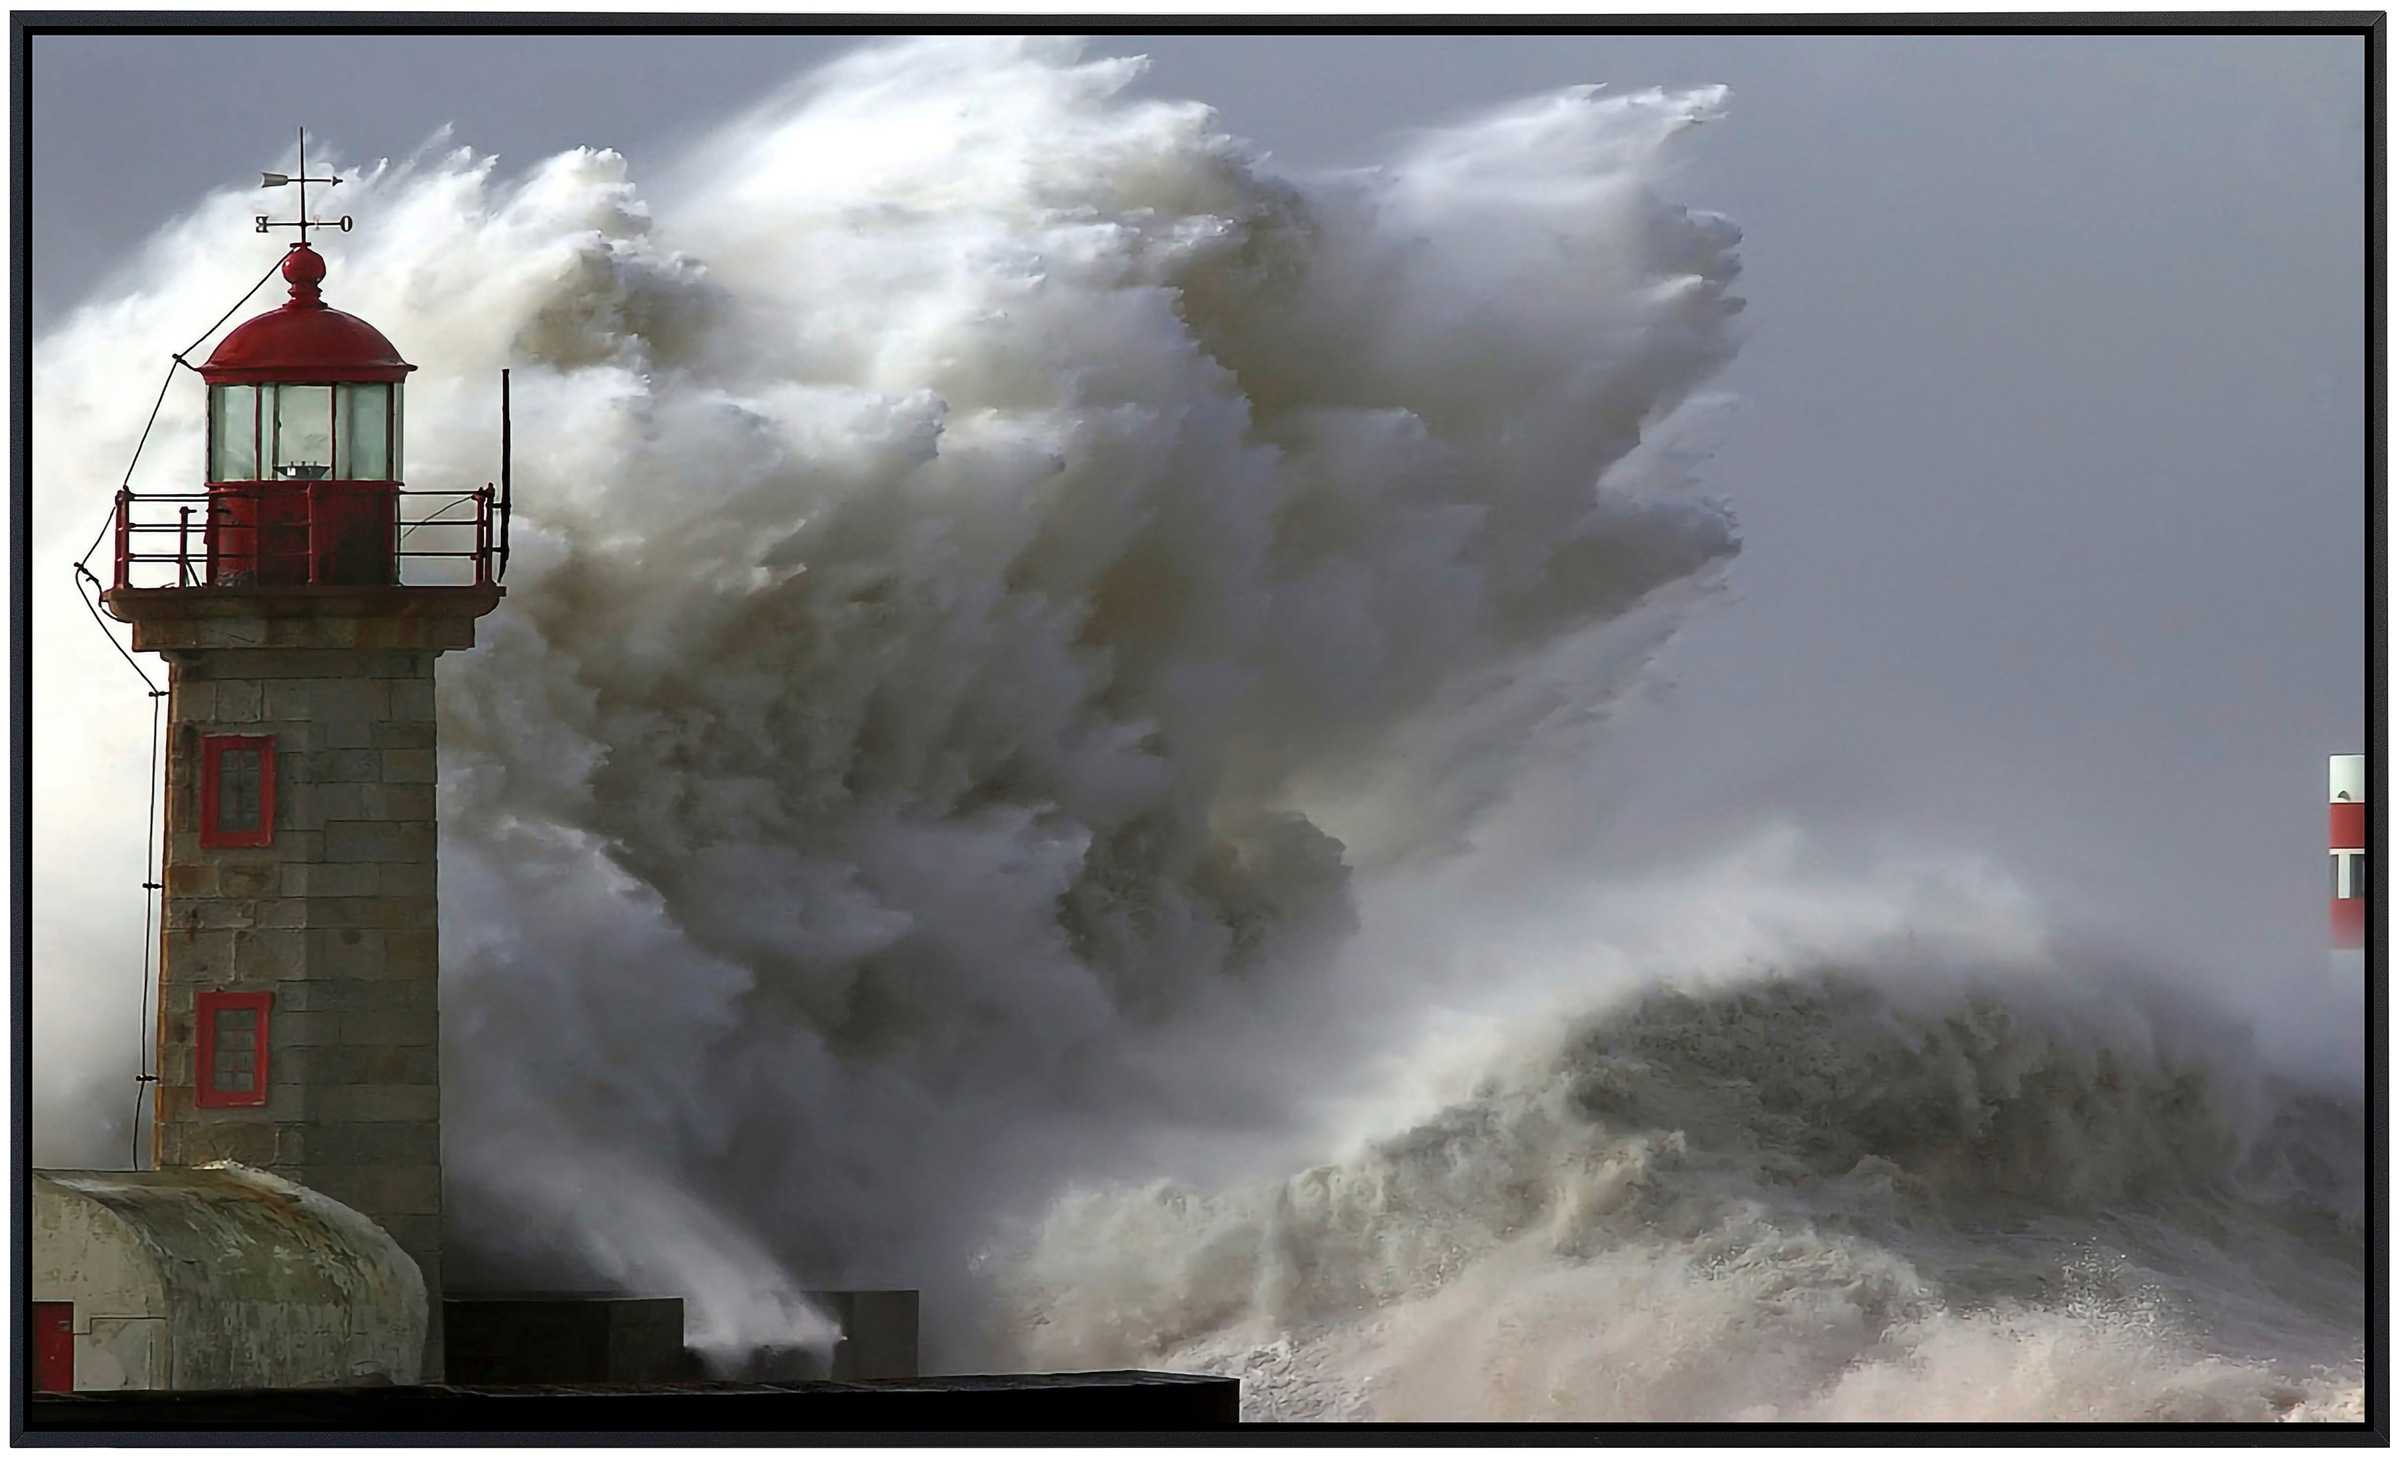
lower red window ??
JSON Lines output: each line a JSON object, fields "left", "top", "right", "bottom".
{"left": 34, "top": 1302, "right": 73, "bottom": 1392}
{"left": 196, "top": 990, "right": 272, "bottom": 1108}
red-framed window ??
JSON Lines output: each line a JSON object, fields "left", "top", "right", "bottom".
{"left": 198, "top": 734, "right": 275, "bottom": 848}
{"left": 195, "top": 990, "right": 272, "bottom": 1108}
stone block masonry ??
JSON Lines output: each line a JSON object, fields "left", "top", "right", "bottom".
{"left": 155, "top": 645, "right": 444, "bottom": 1283}
{"left": 138, "top": 594, "right": 498, "bottom": 1384}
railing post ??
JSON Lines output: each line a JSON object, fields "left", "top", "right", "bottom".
{"left": 113, "top": 489, "right": 131, "bottom": 590}
{"left": 476, "top": 487, "right": 493, "bottom": 586}
{"left": 178, "top": 506, "right": 193, "bottom": 588}
{"left": 209, "top": 489, "right": 232, "bottom": 586}
{"left": 306, "top": 482, "right": 323, "bottom": 586}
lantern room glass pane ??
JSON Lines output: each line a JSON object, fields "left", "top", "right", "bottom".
{"left": 210, "top": 385, "right": 259, "bottom": 481}
{"left": 271, "top": 384, "right": 333, "bottom": 480}
{"left": 334, "top": 383, "right": 391, "bottom": 480}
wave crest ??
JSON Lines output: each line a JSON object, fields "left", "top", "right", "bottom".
{"left": 1002, "top": 965, "right": 2363, "bottom": 1420}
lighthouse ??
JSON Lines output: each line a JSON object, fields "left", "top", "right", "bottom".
{"left": 91, "top": 162, "right": 504, "bottom": 1380}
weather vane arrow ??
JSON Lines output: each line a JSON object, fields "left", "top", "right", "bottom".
{"left": 255, "top": 127, "right": 351, "bottom": 244}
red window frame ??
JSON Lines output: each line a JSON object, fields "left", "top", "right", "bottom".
{"left": 198, "top": 734, "right": 275, "bottom": 848}
{"left": 195, "top": 990, "right": 272, "bottom": 1109}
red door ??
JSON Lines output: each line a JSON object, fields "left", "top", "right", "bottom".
{"left": 207, "top": 482, "right": 312, "bottom": 586}
{"left": 33, "top": 1302, "right": 73, "bottom": 1392}
{"left": 307, "top": 480, "right": 399, "bottom": 585}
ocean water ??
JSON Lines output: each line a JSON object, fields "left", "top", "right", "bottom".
{"left": 1000, "top": 960, "right": 2364, "bottom": 1421}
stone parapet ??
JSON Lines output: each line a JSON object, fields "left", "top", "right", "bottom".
{"left": 102, "top": 586, "right": 500, "bottom": 654}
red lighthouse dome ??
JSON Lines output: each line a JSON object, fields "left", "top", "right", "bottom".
{"left": 200, "top": 245, "right": 414, "bottom": 384}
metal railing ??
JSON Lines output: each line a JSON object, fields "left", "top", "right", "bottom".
{"left": 111, "top": 483, "right": 500, "bottom": 592}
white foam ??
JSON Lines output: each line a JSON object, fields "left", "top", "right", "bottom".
{"left": 34, "top": 38, "right": 1743, "bottom": 1366}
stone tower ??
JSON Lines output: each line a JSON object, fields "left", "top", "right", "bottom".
{"left": 102, "top": 236, "right": 503, "bottom": 1379}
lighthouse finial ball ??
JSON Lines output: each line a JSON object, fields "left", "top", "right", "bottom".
{"left": 282, "top": 243, "right": 326, "bottom": 306}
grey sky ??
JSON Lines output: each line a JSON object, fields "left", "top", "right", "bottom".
{"left": 30, "top": 31, "right": 2370, "bottom": 1049}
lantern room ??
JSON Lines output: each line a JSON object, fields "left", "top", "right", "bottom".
{"left": 105, "top": 236, "right": 502, "bottom": 596}
{"left": 196, "top": 243, "right": 413, "bottom": 587}
{"left": 202, "top": 245, "right": 408, "bottom": 481}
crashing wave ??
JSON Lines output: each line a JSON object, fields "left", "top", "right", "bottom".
{"left": 1000, "top": 966, "right": 2365, "bottom": 1420}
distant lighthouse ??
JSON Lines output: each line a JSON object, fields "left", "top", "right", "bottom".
{"left": 2331, "top": 754, "right": 2365, "bottom": 962}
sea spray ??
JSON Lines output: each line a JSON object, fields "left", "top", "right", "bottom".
{"left": 35, "top": 36, "right": 1745, "bottom": 1366}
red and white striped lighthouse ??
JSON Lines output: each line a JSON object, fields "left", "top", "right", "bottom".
{"left": 2330, "top": 754, "right": 2365, "bottom": 953}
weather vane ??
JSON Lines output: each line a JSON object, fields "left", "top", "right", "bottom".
{"left": 255, "top": 127, "right": 350, "bottom": 243}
